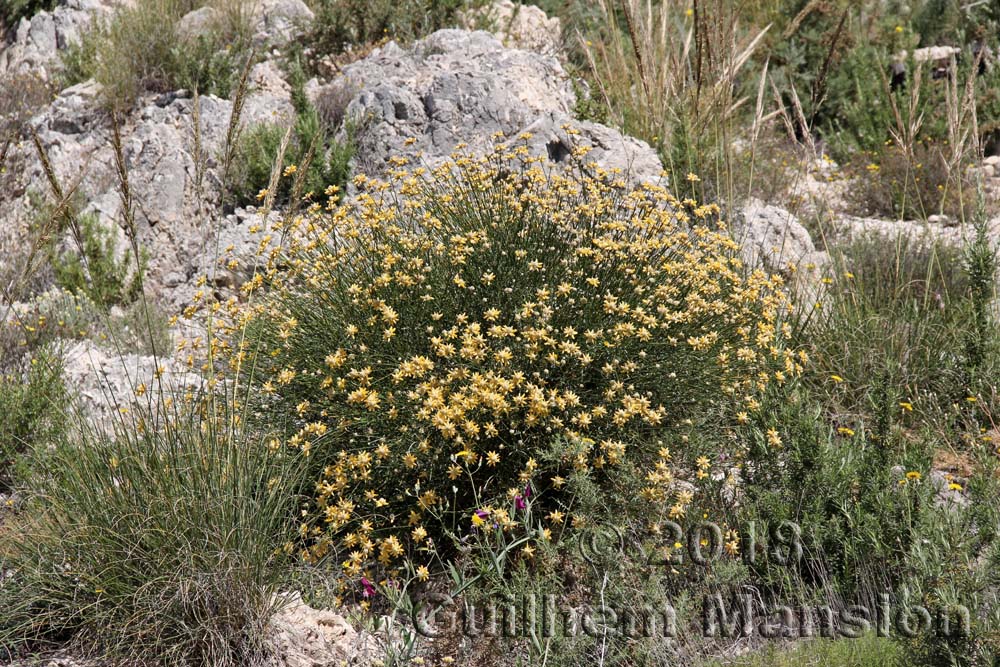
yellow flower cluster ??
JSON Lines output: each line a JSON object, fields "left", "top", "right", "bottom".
{"left": 233, "top": 139, "right": 801, "bottom": 581}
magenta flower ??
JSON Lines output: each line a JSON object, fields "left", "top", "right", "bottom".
{"left": 361, "top": 577, "right": 376, "bottom": 598}
{"left": 515, "top": 483, "right": 532, "bottom": 511}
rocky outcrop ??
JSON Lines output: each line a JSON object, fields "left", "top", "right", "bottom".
{"left": 3, "top": 23, "right": 667, "bottom": 312}
{"left": 735, "top": 199, "right": 829, "bottom": 274}
{"left": 0, "top": 0, "right": 117, "bottom": 80}
{"left": 61, "top": 338, "right": 203, "bottom": 428}
{"left": 328, "top": 29, "right": 663, "bottom": 187}
{"left": 0, "top": 67, "right": 295, "bottom": 309}
{"left": 463, "top": 0, "right": 563, "bottom": 56}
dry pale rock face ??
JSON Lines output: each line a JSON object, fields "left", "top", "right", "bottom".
{"left": 328, "top": 29, "right": 663, "bottom": 187}
{"left": 463, "top": 0, "right": 563, "bottom": 56}
{"left": 0, "top": 0, "right": 119, "bottom": 80}
{"left": 267, "top": 593, "right": 377, "bottom": 667}
{"left": 0, "top": 73, "right": 293, "bottom": 309}
{"left": 60, "top": 338, "right": 203, "bottom": 429}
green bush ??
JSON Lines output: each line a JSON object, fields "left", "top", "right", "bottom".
{"left": 51, "top": 212, "right": 146, "bottom": 309}
{"left": 231, "top": 145, "right": 800, "bottom": 596}
{"left": 0, "top": 0, "right": 57, "bottom": 26}
{"left": 0, "top": 348, "right": 67, "bottom": 490}
{"left": 227, "top": 103, "right": 354, "bottom": 208}
{"left": 307, "top": 0, "right": 469, "bottom": 58}
{"left": 0, "top": 391, "right": 305, "bottom": 664}
{"left": 61, "top": 0, "right": 253, "bottom": 108}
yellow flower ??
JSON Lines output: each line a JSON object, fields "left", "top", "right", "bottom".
{"left": 837, "top": 427, "right": 855, "bottom": 437}
{"left": 830, "top": 374, "right": 844, "bottom": 383}
{"left": 905, "top": 471, "right": 922, "bottom": 481}
{"left": 416, "top": 565, "right": 430, "bottom": 581}
{"left": 899, "top": 401, "right": 913, "bottom": 412}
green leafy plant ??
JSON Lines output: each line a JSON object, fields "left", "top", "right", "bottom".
{"left": 51, "top": 213, "right": 146, "bottom": 308}
{"left": 227, "top": 100, "right": 354, "bottom": 208}
{"left": 0, "top": 0, "right": 57, "bottom": 26}
{"left": 0, "top": 348, "right": 67, "bottom": 490}
{"left": 60, "top": 0, "right": 254, "bottom": 108}
{"left": 307, "top": 0, "right": 470, "bottom": 59}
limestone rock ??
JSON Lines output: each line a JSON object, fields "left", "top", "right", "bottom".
{"left": 465, "top": 0, "right": 562, "bottom": 56}
{"left": 61, "top": 338, "right": 202, "bottom": 429}
{"left": 735, "top": 199, "right": 821, "bottom": 274}
{"left": 176, "top": 5, "right": 220, "bottom": 42}
{"left": 338, "top": 29, "right": 661, "bottom": 189}
{"left": 0, "top": 0, "right": 117, "bottom": 80}
{"left": 252, "top": 0, "right": 314, "bottom": 44}
{"left": 268, "top": 593, "right": 377, "bottom": 667}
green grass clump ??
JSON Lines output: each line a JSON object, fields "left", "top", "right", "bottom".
{"left": 0, "top": 390, "right": 305, "bottom": 665}
{"left": 306, "top": 0, "right": 470, "bottom": 59}
{"left": 804, "top": 233, "right": 977, "bottom": 419}
{"left": 60, "top": 0, "right": 254, "bottom": 108}
{"left": 227, "top": 106, "right": 354, "bottom": 208}
{"left": 701, "top": 633, "right": 905, "bottom": 667}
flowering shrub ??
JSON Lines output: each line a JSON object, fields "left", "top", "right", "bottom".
{"left": 238, "top": 137, "right": 802, "bottom": 592}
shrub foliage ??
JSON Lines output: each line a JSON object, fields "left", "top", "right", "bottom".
{"left": 237, "top": 140, "right": 802, "bottom": 592}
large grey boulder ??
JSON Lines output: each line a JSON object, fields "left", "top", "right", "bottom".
{"left": 329, "top": 29, "right": 662, "bottom": 187}
{"left": 734, "top": 199, "right": 830, "bottom": 306}
{"left": 736, "top": 198, "right": 823, "bottom": 274}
